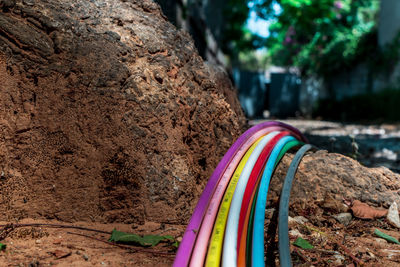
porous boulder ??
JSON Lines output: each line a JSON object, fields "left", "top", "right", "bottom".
{"left": 0, "top": 0, "right": 245, "bottom": 224}
{"left": 270, "top": 151, "right": 400, "bottom": 221}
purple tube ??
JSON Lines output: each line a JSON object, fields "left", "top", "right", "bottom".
{"left": 173, "top": 121, "right": 306, "bottom": 267}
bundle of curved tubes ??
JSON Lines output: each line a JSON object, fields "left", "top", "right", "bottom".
{"left": 173, "top": 121, "right": 315, "bottom": 267}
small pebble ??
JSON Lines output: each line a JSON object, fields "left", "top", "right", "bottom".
{"left": 380, "top": 249, "right": 400, "bottom": 259}
{"left": 332, "top": 254, "right": 345, "bottom": 265}
{"left": 333, "top": 212, "right": 353, "bottom": 226}
{"left": 293, "top": 216, "right": 309, "bottom": 224}
{"left": 374, "top": 237, "right": 388, "bottom": 245}
{"left": 387, "top": 202, "right": 400, "bottom": 228}
{"left": 83, "top": 254, "right": 89, "bottom": 261}
{"left": 367, "top": 251, "right": 376, "bottom": 259}
{"left": 35, "top": 239, "right": 41, "bottom": 244}
{"left": 288, "top": 229, "right": 304, "bottom": 238}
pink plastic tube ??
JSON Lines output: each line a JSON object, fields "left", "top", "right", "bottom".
{"left": 189, "top": 130, "right": 279, "bottom": 267}
{"left": 173, "top": 121, "right": 307, "bottom": 267}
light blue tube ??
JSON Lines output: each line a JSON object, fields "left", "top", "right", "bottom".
{"left": 252, "top": 136, "right": 296, "bottom": 267}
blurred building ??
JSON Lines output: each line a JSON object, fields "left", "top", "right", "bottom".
{"left": 154, "top": 0, "right": 227, "bottom": 68}
{"left": 233, "top": 69, "right": 266, "bottom": 118}
{"left": 378, "top": 0, "right": 400, "bottom": 47}
{"left": 269, "top": 73, "right": 301, "bottom": 118}
{"left": 377, "top": 0, "right": 400, "bottom": 87}
{"left": 232, "top": 66, "right": 302, "bottom": 119}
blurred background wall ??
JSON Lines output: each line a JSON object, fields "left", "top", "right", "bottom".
{"left": 155, "top": 0, "right": 400, "bottom": 122}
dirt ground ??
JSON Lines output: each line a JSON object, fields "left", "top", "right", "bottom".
{"left": 0, "top": 219, "right": 183, "bottom": 266}
{"left": 262, "top": 205, "right": 400, "bottom": 266}
{"left": 4, "top": 187, "right": 400, "bottom": 266}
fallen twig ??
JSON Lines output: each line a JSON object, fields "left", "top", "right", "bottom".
{"left": 293, "top": 247, "right": 310, "bottom": 263}
{"left": 337, "top": 243, "right": 364, "bottom": 266}
{"left": 302, "top": 224, "right": 328, "bottom": 236}
{"left": 66, "top": 231, "right": 175, "bottom": 256}
{"left": 0, "top": 223, "right": 110, "bottom": 240}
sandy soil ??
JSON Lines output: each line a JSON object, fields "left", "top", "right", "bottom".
{"left": 0, "top": 219, "right": 183, "bottom": 266}
{"left": 3, "top": 205, "right": 400, "bottom": 266}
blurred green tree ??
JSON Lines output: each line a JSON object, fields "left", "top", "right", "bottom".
{"left": 223, "top": 0, "right": 257, "bottom": 54}
{"left": 222, "top": 0, "right": 269, "bottom": 70}
{"left": 247, "top": 0, "right": 380, "bottom": 77}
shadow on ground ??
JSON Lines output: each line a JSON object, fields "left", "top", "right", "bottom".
{"left": 251, "top": 119, "right": 400, "bottom": 173}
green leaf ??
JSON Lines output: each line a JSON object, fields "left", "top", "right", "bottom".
{"left": 374, "top": 229, "right": 400, "bottom": 245}
{"left": 293, "top": 237, "right": 314, "bottom": 249}
{"left": 109, "top": 229, "right": 128, "bottom": 241}
{"left": 109, "top": 229, "right": 174, "bottom": 247}
{"left": 172, "top": 240, "right": 180, "bottom": 248}
{"left": 0, "top": 243, "right": 5, "bottom": 251}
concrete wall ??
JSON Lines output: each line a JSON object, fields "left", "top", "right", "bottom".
{"left": 327, "top": 63, "right": 371, "bottom": 100}
{"left": 154, "top": 0, "right": 227, "bottom": 67}
{"left": 377, "top": 0, "right": 400, "bottom": 88}
{"left": 233, "top": 69, "right": 266, "bottom": 118}
{"left": 269, "top": 73, "right": 301, "bottom": 118}
{"left": 378, "top": 0, "right": 400, "bottom": 47}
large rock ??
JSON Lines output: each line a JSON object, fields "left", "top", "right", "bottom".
{"left": 269, "top": 151, "right": 400, "bottom": 220}
{"left": 0, "top": 0, "right": 245, "bottom": 223}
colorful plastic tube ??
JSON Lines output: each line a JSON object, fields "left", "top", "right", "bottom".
{"left": 238, "top": 139, "right": 302, "bottom": 267}
{"left": 174, "top": 121, "right": 306, "bottom": 267}
{"left": 191, "top": 127, "right": 305, "bottom": 267}
{"left": 252, "top": 136, "right": 298, "bottom": 267}
{"left": 189, "top": 131, "right": 280, "bottom": 267}
{"left": 189, "top": 129, "right": 277, "bottom": 267}
{"left": 205, "top": 133, "right": 304, "bottom": 267}
{"left": 237, "top": 132, "right": 291, "bottom": 250}
{"left": 205, "top": 137, "right": 265, "bottom": 267}
{"left": 278, "top": 144, "right": 313, "bottom": 267}
{"left": 223, "top": 131, "right": 292, "bottom": 267}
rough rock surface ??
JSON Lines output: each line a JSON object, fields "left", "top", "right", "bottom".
{"left": 0, "top": 0, "right": 245, "bottom": 224}
{"left": 269, "top": 150, "right": 400, "bottom": 220}
{"left": 262, "top": 151, "right": 400, "bottom": 266}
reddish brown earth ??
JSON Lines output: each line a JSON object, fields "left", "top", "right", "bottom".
{"left": 0, "top": 219, "right": 181, "bottom": 266}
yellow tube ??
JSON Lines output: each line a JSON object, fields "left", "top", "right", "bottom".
{"left": 205, "top": 137, "right": 263, "bottom": 267}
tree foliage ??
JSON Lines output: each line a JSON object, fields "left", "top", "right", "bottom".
{"left": 252, "top": 0, "right": 380, "bottom": 77}
{"left": 222, "top": 0, "right": 265, "bottom": 54}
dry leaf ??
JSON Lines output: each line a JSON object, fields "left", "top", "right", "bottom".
{"left": 350, "top": 200, "right": 388, "bottom": 219}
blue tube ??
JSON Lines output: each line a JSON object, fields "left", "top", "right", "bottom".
{"left": 252, "top": 135, "right": 296, "bottom": 267}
